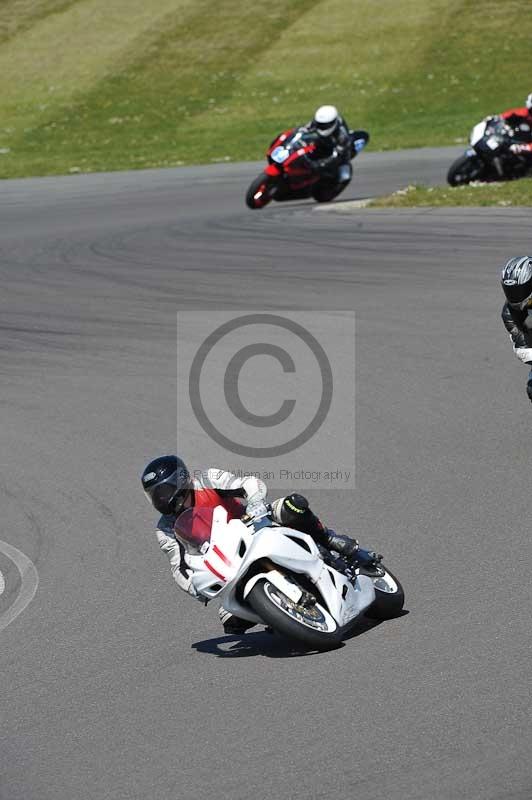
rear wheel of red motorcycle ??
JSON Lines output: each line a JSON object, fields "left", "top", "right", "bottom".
{"left": 312, "top": 179, "right": 349, "bottom": 203}
{"left": 245, "top": 173, "right": 277, "bottom": 209}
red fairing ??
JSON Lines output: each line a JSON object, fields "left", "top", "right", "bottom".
{"left": 501, "top": 107, "right": 532, "bottom": 121}
{"left": 265, "top": 163, "right": 281, "bottom": 176}
{"left": 267, "top": 128, "right": 296, "bottom": 156}
{"left": 190, "top": 487, "right": 243, "bottom": 519}
{"left": 283, "top": 143, "right": 316, "bottom": 176}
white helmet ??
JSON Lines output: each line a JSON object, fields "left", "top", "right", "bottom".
{"left": 526, "top": 93, "right": 532, "bottom": 111}
{"left": 313, "top": 105, "right": 340, "bottom": 137}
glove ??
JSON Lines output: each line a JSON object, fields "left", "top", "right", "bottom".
{"left": 510, "top": 143, "right": 530, "bottom": 155}
{"left": 156, "top": 531, "right": 200, "bottom": 599}
{"left": 513, "top": 346, "right": 532, "bottom": 364}
{"left": 245, "top": 499, "right": 268, "bottom": 520}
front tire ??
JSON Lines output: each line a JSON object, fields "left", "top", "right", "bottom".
{"left": 248, "top": 578, "right": 342, "bottom": 651}
{"left": 363, "top": 566, "right": 405, "bottom": 620}
{"left": 245, "top": 172, "right": 278, "bottom": 209}
{"left": 447, "top": 154, "right": 485, "bottom": 186}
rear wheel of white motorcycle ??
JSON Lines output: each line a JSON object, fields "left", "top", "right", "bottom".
{"left": 364, "top": 566, "right": 405, "bottom": 620}
{"left": 248, "top": 578, "right": 342, "bottom": 651}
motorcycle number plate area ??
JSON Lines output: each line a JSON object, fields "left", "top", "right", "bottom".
{"left": 271, "top": 146, "right": 290, "bottom": 164}
{"left": 486, "top": 136, "right": 499, "bottom": 150}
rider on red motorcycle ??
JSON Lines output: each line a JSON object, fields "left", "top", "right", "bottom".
{"left": 291, "top": 105, "right": 369, "bottom": 181}
{"left": 246, "top": 105, "right": 369, "bottom": 208}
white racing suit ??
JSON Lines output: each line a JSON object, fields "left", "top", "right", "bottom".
{"left": 154, "top": 468, "right": 357, "bottom": 632}
{"left": 155, "top": 469, "right": 268, "bottom": 618}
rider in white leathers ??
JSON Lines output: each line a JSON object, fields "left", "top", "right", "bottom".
{"left": 141, "top": 455, "right": 360, "bottom": 633}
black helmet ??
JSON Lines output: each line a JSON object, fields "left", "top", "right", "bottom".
{"left": 141, "top": 455, "right": 192, "bottom": 515}
{"left": 501, "top": 256, "right": 532, "bottom": 309}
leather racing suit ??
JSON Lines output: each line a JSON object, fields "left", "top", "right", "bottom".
{"left": 155, "top": 469, "right": 267, "bottom": 597}
{"left": 499, "top": 107, "right": 532, "bottom": 157}
{"left": 154, "top": 468, "right": 358, "bottom": 629}
{"left": 502, "top": 302, "right": 532, "bottom": 400}
{"left": 303, "top": 115, "right": 369, "bottom": 179}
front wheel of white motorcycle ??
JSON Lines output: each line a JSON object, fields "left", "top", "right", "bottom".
{"left": 248, "top": 578, "right": 342, "bottom": 651}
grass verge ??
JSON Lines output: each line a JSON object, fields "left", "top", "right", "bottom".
{"left": 1, "top": 0, "right": 532, "bottom": 177}
{"left": 369, "top": 179, "right": 532, "bottom": 208}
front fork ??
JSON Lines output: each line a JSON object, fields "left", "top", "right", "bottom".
{"left": 492, "top": 156, "right": 504, "bottom": 178}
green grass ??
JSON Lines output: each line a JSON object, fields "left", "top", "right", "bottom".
{"left": 1, "top": 0, "right": 532, "bottom": 178}
{"left": 370, "top": 178, "right": 532, "bottom": 208}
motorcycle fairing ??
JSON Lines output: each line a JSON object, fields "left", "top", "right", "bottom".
{"left": 470, "top": 121, "right": 487, "bottom": 146}
{"left": 187, "top": 506, "right": 375, "bottom": 628}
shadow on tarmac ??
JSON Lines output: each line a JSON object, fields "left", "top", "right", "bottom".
{"left": 191, "top": 610, "right": 408, "bottom": 659}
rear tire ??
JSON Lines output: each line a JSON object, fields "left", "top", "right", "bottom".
{"left": 447, "top": 154, "right": 485, "bottom": 186}
{"left": 245, "top": 172, "right": 277, "bottom": 209}
{"left": 364, "top": 567, "right": 405, "bottom": 620}
{"left": 312, "top": 180, "right": 348, "bottom": 203}
{"left": 248, "top": 578, "right": 342, "bottom": 651}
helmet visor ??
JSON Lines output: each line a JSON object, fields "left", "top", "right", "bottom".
{"left": 315, "top": 119, "right": 337, "bottom": 136}
{"left": 503, "top": 280, "right": 532, "bottom": 309}
{"left": 145, "top": 470, "right": 190, "bottom": 515}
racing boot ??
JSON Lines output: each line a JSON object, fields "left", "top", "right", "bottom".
{"left": 326, "top": 533, "right": 383, "bottom": 567}
{"left": 272, "top": 494, "right": 358, "bottom": 557}
{"left": 218, "top": 607, "right": 256, "bottom": 635}
{"left": 355, "top": 547, "right": 383, "bottom": 568}
{"left": 324, "top": 530, "right": 359, "bottom": 559}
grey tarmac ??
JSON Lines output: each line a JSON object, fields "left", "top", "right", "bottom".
{"left": 1, "top": 146, "right": 531, "bottom": 800}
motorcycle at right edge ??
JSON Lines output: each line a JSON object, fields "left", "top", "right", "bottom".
{"left": 447, "top": 117, "right": 532, "bottom": 186}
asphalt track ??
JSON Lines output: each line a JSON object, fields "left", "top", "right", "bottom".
{"left": 1, "top": 146, "right": 532, "bottom": 800}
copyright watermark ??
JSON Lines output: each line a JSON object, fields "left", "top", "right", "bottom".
{"left": 177, "top": 310, "right": 355, "bottom": 491}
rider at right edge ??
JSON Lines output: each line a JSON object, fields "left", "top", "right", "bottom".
{"left": 501, "top": 256, "right": 532, "bottom": 402}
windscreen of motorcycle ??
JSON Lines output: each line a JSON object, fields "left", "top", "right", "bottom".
{"left": 270, "top": 145, "right": 290, "bottom": 164}
{"left": 174, "top": 507, "right": 214, "bottom": 554}
{"left": 470, "top": 120, "right": 487, "bottom": 145}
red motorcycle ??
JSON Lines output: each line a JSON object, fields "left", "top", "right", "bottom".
{"left": 245, "top": 127, "right": 366, "bottom": 209}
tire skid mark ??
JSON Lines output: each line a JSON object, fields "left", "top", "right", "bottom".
{"left": 0, "top": 540, "right": 39, "bottom": 632}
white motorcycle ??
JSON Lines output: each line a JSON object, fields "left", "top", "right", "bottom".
{"left": 176, "top": 505, "right": 404, "bottom": 651}
{"left": 447, "top": 117, "right": 531, "bottom": 186}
